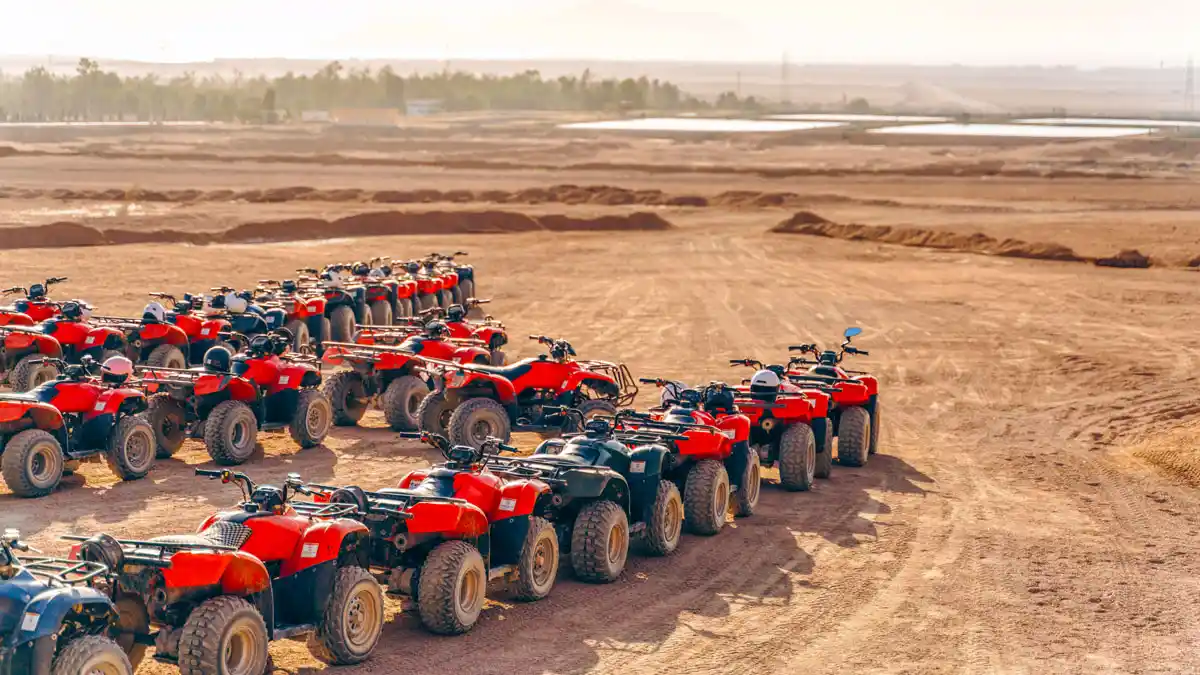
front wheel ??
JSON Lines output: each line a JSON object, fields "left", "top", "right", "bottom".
{"left": 779, "top": 423, "right": 817, "bottom": 491}
{"left": 308, "top": 565, "right": 383, "bottom": 665}
{"left": 382, "top": 375, "right": 428, "bottom": 431}
{"left": 290, "top": 389, "right": 332, "bottom": 448}
{"left": 417, "top": 541, "right": 486, "bottom": 635}
{"left": 570, "top": 500, "right": 629, "bottom": 584}
{"left": 641, "top": 480, "right": 684, "bottom": 556}
{"left": 148, "top": 393, "right": 186, "bottom": 458}
{"left": 837, "top": 406, "right": 871, "bottom": 468}
{"left": 513, "top": 516, "right": 559, "bottom": 601}
{"left": 323, "top": 370, "right": 369, "bottom": 427}
{"left": 9, "top": 355, "right": 59, "bottom": 392}
{"left": 177, "top": 596, "right": 269, "bottom": 675}
{"left": 105, "top": 415, "right": 156, "bottom": 481}
{"left": 204, "top": 400, "right": 258, "bottom": 465}
{"left": 1, "top": 429, "right": 64, "bottom": 498}
{"left": 447, "top": 397, "right": 512, "bottom": 448}
{"left": 683, "top": 460, "right": 729, "bottom": 536}
{"left": 329, "top": 305, "right": 356, "bottom": 343}
{"left": 51, "top": 635, "right": 133, "bottom": 675}
{"left": 416, "top": 390, "right": 454, "bottom": 436}
{"left": 731, "top": 442, "right": 761, "bottom": 517}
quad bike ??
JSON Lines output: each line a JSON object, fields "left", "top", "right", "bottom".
{"left": 0, "top": 356, "right": 154, "bottom": 498}
{"left": 423, "top": 300, "right": 508, "bottom": 364}
{"left": 65, "top": 468, "right": 383, "bottom": 674}
{"left": 489, "top": 407, "right": 690, "bottom": 583}
{"left": 139, "top": 329, "right": 331, "bottom": 464}
{"left": 0, "top": 528, "right": 135, "bottom": 675}
{"left": 414, "top": 334, "right": 638, "bottom": 448}
{"left": 787, "top": 327, "right": 880, "bottom": 467}
{"left": 321, "top": 322, "right": 492, "bottom": 430}
{"left": 251, "top": 280, "right": 331, "bottom": 355}
{"left": 625, "top": 380, "right": 758, "bottom": 535}
{"left": 433, "top": 251, "right": 476, "bottom": 303}
{"left": 142, "top": 292, "right": 233, "bottom": 365}
{"left": 36, "top": 301, "right": 130, "bottom": 367}
{"left": 1, "top": 276, "right": 69, "bottom": 323}
{"left": 307, "top": 432, "right": 559, "bottom": 635}
{"left": 729, "top": 358, "right": 842, "bottom": 488}
{"left": 0, "top": 325, "right": 64, "bottom": 392}
{"left": 305, "top": 266, "right": 370, "bottom": 344}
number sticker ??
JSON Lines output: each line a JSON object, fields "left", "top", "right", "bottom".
{"left": 84, "top": 336, "right": 95, "bottom": 345}
{"left": 200, "top": 328, "right": 211, "bottom": 336}
{"left": 498, "top": 498, "right": 517, "bottom": 511}
{"left": 630, "top": 461, "right": 646, "bottom": 473}
{"left": 301, "top": 543, "right": 319, "bottom": 558}
{"left": 94, "top": 402, "right": 106, "bottom": 412}
{"left": 278, "top": 376, "right": 290, "bottom": 385}
{"left": 21, "top": 612, "right": 39, "bottom": 632}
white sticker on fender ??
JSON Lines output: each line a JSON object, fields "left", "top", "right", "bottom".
{"left": 278, "top": 376, "right": 290, "bottom": 385}
{"left": 200, "top": 328, "right": 211, "bottom": 336}
{"left": 93, "top": 402, "right": 106, "bottom": 412}
{"left": 84, "top": 336, "right": 96, "bottom": 345}
{"left": 630, "top": 461, "right": 646, "bottom": 473}
{"left": 301, "top": 543, "right": 318, "bottom": 558}
{"left": 719, "top": 429, "right": 736, "bottom": 439}
{"left": 21, "top": 612, "right": 39, "bottom": 631}
{"left": 498, "top": 498, "right": 517, "bottom": 511}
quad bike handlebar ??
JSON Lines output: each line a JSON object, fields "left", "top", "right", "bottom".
{"left": 398, "top": 431, "right": 516, "bottom": 463}
{"left": 729, "top": 358, "right": 765, "bottom": 370}
{"left": 196, "top": 468, "right": 257, "bottom": 501}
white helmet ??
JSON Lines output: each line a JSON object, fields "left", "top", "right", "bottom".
{"left": 320, "top": 270, "right": 344, "bottom": 289}
{"left": 142, "top": 301, "right": 167, "bottom": 323}
{"left": 76, "top": 301, "right": 93, "bottom": 322}
{"left": 368, "top": 268, "right": 387, "bottom": 280}
{"left": 224, "top": 292, "right": 248, "bottom": 314}
{"left": 749, "top": 369, "right": 782, "bottom": 399}
{"left": 660, "top": 380, "right": 687, "bottom": 408}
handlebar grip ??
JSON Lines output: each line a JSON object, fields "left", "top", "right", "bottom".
{"left": 396, "top": 431, "right": 422, "bottom": 438}
{"left": 195, "top": 469, "right": 223, "bottom": 478}
{"left": 858, "top": 350, "right": 870, "bottom": 356}
{"left": 498, "top": 443, "right": 517, "bottom": 452}
{"left": 637, "top": 378, "right": 660, "bottom": 385}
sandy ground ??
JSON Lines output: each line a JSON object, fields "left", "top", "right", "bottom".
{"left": 3, "top": 122, "right": 1200, "bottom": 674}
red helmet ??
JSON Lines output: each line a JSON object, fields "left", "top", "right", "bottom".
{"left": 101, "top": 355, "right": 134, "bottom": 385}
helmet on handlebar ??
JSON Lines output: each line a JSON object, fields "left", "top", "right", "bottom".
{"left": 549, "top": 340, "right": 574, "bottom": 361}
{"left": 60, "top": 301, "right": 84, "bottom": 321}
{"left": 446, "top": 305, "right": 465, "bottom": 323}
{"left": 424, "top": 321, "right": 450, "bottom": 339}
{"left": 659, "top": 380, "right": 687, "bottom": 408}
{"left": 28, "top": 283, "right": 46, "bottom": 299}
{"left": 281, "top": 279, "right": 298, "bottom": 293}
{"left": 142, "top": 301, "right": 167, "bottom": 324}
{"left": 749, "top": 369, "right": 782, "bottom": 400}
{"left": 818, "top": 350, "right": 838, "bottom": 366}
{"left": 224, "top": 292, "right": 248, "bottom": 314}
{"left": 250, "top": 485, "right": 285, "bottom": 513}
{"left": 270, "top": 329, "right": 292, "bottom": 356}
{"left": 704, "top": 386, "right": 735, "bottom": 414}
{"left": 319, "top": 269, "right": 345, "bottom": 289}
{"left": 351, "top": 262, "right": 370, "bottom": 276}
{"left": 203, "top": 345, "right": 232, "bottom": 373}
{"left": 101, "top": 355, "right": 134, "bottom": 386}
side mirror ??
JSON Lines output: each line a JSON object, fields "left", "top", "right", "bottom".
{"left": 844, "top": 327, "right": 863, "bottom": 339}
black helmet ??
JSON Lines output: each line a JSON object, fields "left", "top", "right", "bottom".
{"left": 818, "top": 350, "right": 838, "bottom": 366}
{"left": 351, "top": 262, "right": 370, "bottom": 276}
{"left": 704, "top": 387, "right": 735, "bottom": 414}
{"left": 203, "top": 345, "right": 232, "bottom": 373}
{"left": 271, "top": 328, "right": 293, "bottom": 355}
{"left": 446, "top": 304, "right": 466, "bottom": 323}
{"left": 250, "top": 486, "right": 285, "bottom": 512}
{"left": 281, "top": 280, "right": 298, "bottom": 293}
{"left": 549, "top": 340, "right": 575, "bottom": 361}
{"left": 60, "top": 301, "right": 83, "bottom": 321}
{"left": 425, "top": 321, "right": 450, "bottom": 339}
{"left": 406, "top": 262, "right": 421, "bottom": 275}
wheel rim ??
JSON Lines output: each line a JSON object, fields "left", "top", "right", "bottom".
{"left": 665, "top": 495, "right": 683, "bottom": 543}
{"left": 715, "top": 474, "right": 729, "bottom": 520}
{"left": 532, "top": 535, "right": 555, "bottom": 588}
{"left": 470, "top": 416, "right": 497, "bottom": 446}
{"left": 232, "top": 419, "right": 250, "bottom": 450}
{"left": 457, "top": 566, "right": 483, "bottom": 614}
{"left": 806, "top": 441, "right": 816, "bottom": 477}
{"left": 223, "top": 617, "right": 264, "bottom": 675}
{"left": 746, "top": 461, "right": 761, "bottom": 505}
{"left": 77, "top": 653, "right": 126, "bottom": 675}
{"left": 307, "top": 399, "right": 330, "bottom": 436}
{"left": 406, "top": 391, "right": 423, "bottom": 417}
{"left": 342, "top": 583, "right": 381, "bottom": 651}
{"left": 346, "top": 382, "right": 368, "bottom": 415}
{"left": 28, "top": 441, "right": 61, "bottom": 487}
{"left": 607, "top": 522, "right": 628, "bottom": 565}
{"left": 32, "top": 368, "right": 53, "bottom": 387}
{"left": 124, "top": 427, "right": 154, "bottom": 471}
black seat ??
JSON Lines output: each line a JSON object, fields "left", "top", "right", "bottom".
{"left": 469, "top": 358, "right": 537, "bottom": 382}
{"left": 230, "top": 313, "right": 266, "bottom": 334}
{"left": 811, "top": 366, "right": 842, "bottom": 378}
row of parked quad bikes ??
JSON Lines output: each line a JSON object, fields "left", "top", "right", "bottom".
{"left": 0, "top": 263, "right": 882, "bottom": 675}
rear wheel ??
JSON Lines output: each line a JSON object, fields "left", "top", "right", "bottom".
{"left": 642, "top": 480, "right": 684, "bottom": 556}
{"left": 732, "top": 442, "right": 761, "bottom": 517}
{"left": 370, "top": 300, "right": 392, "bottom": 327}
{"left": 105, "top": 415, "right": 156, "bottom": 481}
{"left": 396, "top": 297, "right": 413, "bottom": 319}
{"left": 308, "top": 565, "right": 383, "bottom": 665}
{"left": 10, "top": 355, "right": 59, "bottom": 392}
{"left": 490, "top": 350, "right": 506, "bottom": 366}
{"left": 513, "top": 516, "right": 559, "bottom": 601}
{"left": 285, "top": 320, "right": 311, "bottom": 355}
{"left": 460, "top": 279, "right": 476, "bottom": 302}
{"left": 813, "top": 417, "right": 834, "bottom": 479}
{"left": 779, "top": 423, "right": 817, "bottom": 491}
{"left": 146, "top": 343, "right": 187, "bottom": 369}
{"left": 869, "top": 398, "right": 881, "bottom": 455}
{"left": 177, "top": 596, "right": 269, "bottom": 675}
{"left": 837, "top": 406, "right": 871, "bottom": 467}
{"left": 416, "top": 390, "right": 454, "bottom": 436}
{"left": 51, "top": 634, "right": 133, "bottom": 675}
{"left": 315, "top": 318, "right": 332, "bottom": 355}
{"left": 290, "top": 389, "right": 332, "bottom": 448}
{"left": 330, "top": 305, "right": 355, "bottom": 343}
{"left": 683, "top": 460, "right": 729, "bottom": 536}
{"left": 560, "top": 399, "right": 617, "bottom": 433}
{"left": 204, "top": 400, "right": 258, "bottom": 465}
{"left": 447, "top": 397, "right": 512, "bottom": 447}
{"left": 417, "top": 541, "right": 486, "bottom": 635}
{"left": 382, "top": 375, "right": 428, "bottom": 431}
{"left": 438, "top": 290, "right": 452, "bottom": 310}
{"left": 1, "top": 429, "right": 64, "bottom": 498}
{"left": 571, "top": 500, "right": 629, "bottom": 583}
{"left": 324, "top": 370, "right": 369, "bottom": 427}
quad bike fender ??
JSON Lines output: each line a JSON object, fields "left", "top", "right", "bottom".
{"left": 626, "top": 444, "right": 670, "bottom": 518}
{"left": 4, "top": 332, "right": 64, "bottom": 358}
{"left": 674, "top": 428, "right": 729, "bottom": 461}
{"left": 397, "top": 280, "right": 417, "bottom": 299}
{"left": 0, "top": 309, "right": 35, "bottom": 327}
{"left": 159, "top": 550, "right": 270, "bottom": 597}
{"left": 858, "top": 375, "right": 880, "bottom": 398}
{"left": 135, "top": 323, "right": 189, "bottom": 347}
{"left": 561, "top": 372, "right": 620, "bottom": 399}
{"left": 296, "top": 296, "right": 327, "bottom": 319}
{"left": 83, "top": 327, "right": 126, "bottom": 352}
{"left": 492, "top": 479, "right": 551, "bottom": 520}
{"left": 194, "top": 373, "right": 258, "bottom": 400}
{"left": 375, "top": 351, "right": 416, "bottom": 373}
{"left": 722, "top": 441, "right": 753, "bottom": 492}
{"left": 451, "top": 345, "right": 491, "bottom": 365}
{"left": 768, "top": 396, "right": 817, "bottom": 423}
{"left": 84, "top": 388, "right": 147, "bottom": 421}
{"left": 280, "top": 519, "right": 370, "bottom": 576}
{"left": 474, "top": 326, "right": 507, "bottom": 348}
{"left": 803, "top": 390, "right": 831, "bottom": 418}
{"left": 198, "top": 318, "right": 230, "bottom": 340}
{"left": 19, "top": 586, "right": 117, "bottom": 642}
{"left": 406, "top": 501, "right": 489, "bottom": 538}
{"left": 832, "top": 381, "right": 871, "bottom": 407}
{"left": 450, "top": 373, "right": 516, "bottom": 405}
{"left": 565, "top": 471, "right": 631, "bottom": 515}
{"left": 715, "top": 413, "right": 752, "bottom": 445}
{"left": 321, "top": 345, "right": 351, "bottom": 366}
{"left": 397, "top": 470, "right": 428, "bottom": 489}
{"left": 0, "top": 399, "right": 65, "bottom": 430}
{"left": 489, "top": 514, "right": 530, "bottom": 567}
{"left": 270, "top": 363, "right": 321, "bottom": 394}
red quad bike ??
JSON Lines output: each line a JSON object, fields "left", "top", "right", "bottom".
{"left": 1, "top": 276, "right": 69, "bottom": 323}
{"left": 35, "top": 301, "right": 131, "bottom": 369}
{"left": 141, "top": 292, "right": 234, "bottom": 365}
{"left": 625, "top": 380, "right": 759, "bottom": 535}
{"left": 0, "top": 325, "right": 64, "bottom": 392}
{"left": 65, "top": 468, "right": 384, "bottom": 674}
{"left": 139, "top": 329, "right": 332, "bottom": 464}
{"left": 321, "top": 322, "right": 492, "bottom": 431}
{"left": 728, "top": 359, "right": 843, "bottom": 489}
{"left": 425, "top": 300, "right": 508, "bottom": 365}
{"left": 414, "top": 335, "right": 638, "bottom": 449}
{"left": 787, "top": 327, "right": 880, "bottom": 467}
{"left": 252, "top": 280, "right": 331, "bottom": 355}
{"left": 0, "top": 356, "right": 154, "bottom": 498}
{"left": 304, "top": 265, "right": 371, "bottom": 344}
{"left": 306, "top": 431, "right": 561, "bottom": 635}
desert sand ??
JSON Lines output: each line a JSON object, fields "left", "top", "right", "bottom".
{"left": 2, "top": 119, "right": 1200, "bottom": 674}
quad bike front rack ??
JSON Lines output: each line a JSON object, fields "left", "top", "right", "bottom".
{"left": 578, "top": 360, "right": 639, "bottom": 407}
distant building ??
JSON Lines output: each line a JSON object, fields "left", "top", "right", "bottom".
{"left": 330, "top": 108, "right": 402, "bottom": 127}
{"left": 405, "top": 99, "right": 443, "bottom": 117}
{"left": 300, "top": 110, "right": 331, "bottom": 123}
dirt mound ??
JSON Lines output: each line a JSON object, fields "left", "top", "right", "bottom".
{"left": 1131, "top": 422, "right": 1200, "bottom": 486}
{"left": 1094, "top": 249, "right": 1152, "bottom": 268}
{"left": 0, "top": 210, "right": 673, "bottom": 250}
{"left": 771, "top": 212, "right": 1084, "bottom": 262}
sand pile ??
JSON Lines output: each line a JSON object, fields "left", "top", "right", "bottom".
{"left": 0, "top": 210, "right": 673, "bottom": 250}
{"left": 1095, "top": 249, "right": 1152, "bottom": 269}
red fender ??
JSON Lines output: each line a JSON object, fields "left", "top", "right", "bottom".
{"left": 398, "top": 470, "right": 428, "bottom": 488}
{"left": 280, "top": 518, "right": 369, "bottom": 576}
{"left": 0, "top": 311, "right": 34, "bottom": 327}
{"left": 198, "top": 318, "right": 229, "bottom": 341}
{"left": 220, "top": 553, "right": 273, "bottom": 596}
{"left": 268, "top": 363, "right": 319, "bottom": 394}
{"left": 491, "top": 479, "right": 551, "bottom": 520}
{"left": 451, "top": 346, "right": 491, "bottom": 365}
{"left": 471, "top": 326, "right": 504, "bottom": 346}
{"left": 294, "top": 297, "right": 326, "bottom": 318}
{"left": 856, "top": 375, "right": 879, "bottom": 398}
{"left": 396, "top": 281, "right": 417, "bottom": 299}
{"left": 451, "top": 372, "right": 517, "bottom": 405}
{"left": 321, "top": 346, "right": 350, "bottom": 366}
{"left": 406, "top": 501, "right": 490, "bottom": 538}
{"left": 832, "top": 381, "right": 870, "bottom": 407}
{"left": 4, "top": 331, "right": 64, "bottom": 358}
{"left": 157, "top": 550, "right": 270, "bottom": 596}
{"left": 559, "top": 372, "right": 619, "bottom": 397}
{"left": 715, "top": 413, "right": 752, "bottom": 445}
{"left": 84, "top": 388, "right": 146, "bottom": 421}
{"left": 137, "top": 323, "right": 189, "bottom": 346}
{"left": 0, "top": 400, "right": 64, "bottom": 429}
{"left": 374, "top": 352, "right": 415, "bottom": 372}
{"left": 194, "top": 373, "right": 258, "bottom": 400}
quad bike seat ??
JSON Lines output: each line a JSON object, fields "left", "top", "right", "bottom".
{"left": 0, "top": 392, "right": 37, "bottom": 403}
{"left": 468, "top": 359, "right": 536, "bottom": 381}
{"left": 811, "top": 366, "right": 842, "bottom": 378}
{"left": 663, "top": 407, "right": 699, "bottom": 425}
{"left": 230, "top": 313, "right": 267, "bottom": 334}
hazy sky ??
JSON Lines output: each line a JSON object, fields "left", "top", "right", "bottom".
{"left": 3, "top": 0, "right": 1198, "bottom": 66}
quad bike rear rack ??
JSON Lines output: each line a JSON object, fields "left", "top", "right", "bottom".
{"left": 17, "top": 556, "right": 110, "bottom": 585}
{"left": 578, "top": 360, "right": 638, "bottom": 407}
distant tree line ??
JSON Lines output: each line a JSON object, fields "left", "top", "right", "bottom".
{"left": 0, "top": 58, "right": 763, "bottom": 122}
